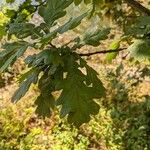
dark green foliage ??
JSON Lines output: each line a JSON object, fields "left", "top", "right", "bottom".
{"left": 0, "top": 0, "right": 150, "bottom": 126}
{"left": 128, "top": 39, "right": 150, "bottom": 61}
{"left": 0, "top": 42, "right": 28, "bottom": 72}
{"left": 126, "top": 16, "right": 150, "bottom": 38}
{"left": 35, "top": 70, "right": 56, "bottom": 117}
{"left": 83, "top": 28, "right": 110, "bottom": 46}
{"left": 56, "top": 55, "right": 105, "bottom": 126}
{"left": 39, "top": 0, "right": 73, "bottom": 26}
{"left": 9, "top": 23, "right": 36, "bottom": 39}
{"left": 12, "top": 69, "right": 40, "bottom": 103}
{"left": 40, "top": 12, "right": 88, "bottom": 44}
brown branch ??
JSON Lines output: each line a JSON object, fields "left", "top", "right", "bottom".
{"left": 125, "top": 0, "right": 150, "bottom": 16}
{"left": 79, "top": 48, "right": 127, "bottom": 57}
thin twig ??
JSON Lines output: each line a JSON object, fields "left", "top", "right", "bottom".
{"left": 79, "top": 48, "right": 127, "bottom": 57}
{"left": 34, "top": 0, "right": 47, "bottom": 11}
{"left": 49, "top": 43, "right": 57, "bottom": 48}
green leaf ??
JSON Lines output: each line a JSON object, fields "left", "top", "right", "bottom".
{"left": 80, "top": 57, "right": 106, "bottom": 97}
{"left": 35, "top": 71, "right": 55, "bottom": 117}
{"left": 85, "top": 65, "right": 106, "bottom": 97}
{"left": 5, "top": 9, "right": 16, "bottom": 18}
{"left": 83, "top": 28, "right": 110, "bottom": 46}
{"left": 128, "top": 39, "right": 150, "bottom": 61}
{"left": 0, "top": 42, "right": 28, "bottom": 72}
{"left": 31, "top": 49, "right": 63, "bottom": 67}
{"left": 35, "top": 94, "right": 55, "bottom": 117}
{"left": 9, "top": 23, "right": 35, "bottom": 39}
{"left": 0, "top": 54, "right": 16, "bottom": 72}
{"left": 58, "top": 12, "right": 88, "bottom": 34}
{"left": 125, "top": 16, "right": 150, "bottom": 37}
{"left": 106, "top": 40, "right": 120, "bottom": 63}
{"left": 39, "top": 23, "right": 50, "bottom": 34}
{"left": 106, "top": 52, "right": 118, "bottom": 63}
{"left": 31, "top": 50, "right": 53, "bottom": 66}
{"left": 57, "top": 71, "right": 100, "bottom": 126}
{"left": 0, "top": 43, "right": 16, "bottom": 58}
{"left": 56, "top": 55, "right": 105, "bottom": 126}
{"left": 136, "top": 16, "right": 150, "bottom": 26}
{"left": 74, "top": 0, "right": 82, "bottom": 5}
{"left": 40, "top": 30, "right": 57, "bottom": 43}
{"left": 0, "top": 25, "right": 6, "bottom": 39}
{"left": 12, "top": 69, "right": 40, "bottom": 103}
{"left": 18, "top": 68, "right": 36, "bottom": 83}
{"left": 41, "top": 13, "right": 87, "bottom": 43}
{"left": 39, "top": 0, "right": 73, "bottom": 26}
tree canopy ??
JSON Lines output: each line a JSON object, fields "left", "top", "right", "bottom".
{"left": 0, "top": 0, "right": 150, "bottom": 127}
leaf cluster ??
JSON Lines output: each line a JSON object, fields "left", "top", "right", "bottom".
{"left": 0, "top": 0, "right": 149, "bottom": 126}
{"left": 0, "top": 0, "right": 110, "bottom": 126}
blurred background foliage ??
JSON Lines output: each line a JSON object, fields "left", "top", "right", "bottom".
{"left": 0, "top": 0, "right": 150, "bottom": 149}
{"left": 0, "top": 61, "right": 150, "bottom": 150}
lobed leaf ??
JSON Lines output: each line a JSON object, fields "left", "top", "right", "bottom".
{"left": 58, "top": 12, "right": 88, "bottom": 34}
{"left": 35, "top": 72, "right": 55, "bottom": 117}
{"left": 0, "top": 42, "right": 28, "bottom": 72}
{"left": 39, "top": 0, "right": 73, "bottom": 26}
{"left": 128, "top": 39, "right": 150, "bottom": 62}
{"left": 83, "top": 28, "right": 110, "bottom": 46}
{"left": 57, "top": 70, "right": 100, "bottom": 126}
{"left": 41, "top": 12, "right": 87, "bottom": 43}
{"left": 56, "top": 55, "right": 105, "bottom": 126}
{"left": 12, "top": 69, "right": 40, "bottom": 103}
